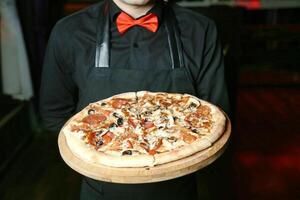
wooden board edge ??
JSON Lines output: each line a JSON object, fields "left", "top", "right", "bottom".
{"left": 58, "top": 116, "right": 231, "bottom": 183}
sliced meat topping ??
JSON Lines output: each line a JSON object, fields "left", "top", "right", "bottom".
{"left": 196, "top": 105, "right": 211, "bottom": 117}
{"left": 181, "top": 131, "right": 197, "bottom": 144}
{"left": 111, "top": 98, "right": 131, "bottom": 109}
{"left": 82, "top": 114, "right": 107, "bottom": 125}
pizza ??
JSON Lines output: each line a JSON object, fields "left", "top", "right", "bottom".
{"left": 61, "top": 91, "right": 226, "bottom": 168}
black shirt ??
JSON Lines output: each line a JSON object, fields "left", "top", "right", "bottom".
{"left": 109, "top": 1, "right": 172, "bottom": 69}
{"left": 40, "top": 0, "right": 229, "bottom": 131}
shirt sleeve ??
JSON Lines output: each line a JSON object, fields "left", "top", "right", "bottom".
{"left": 196, "top": 21, "right": 230, "bottom": 115}
{"left": 39, "top": 23, "right": 78, "bottom": 132}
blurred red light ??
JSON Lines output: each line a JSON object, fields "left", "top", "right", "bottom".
{"left": 235, "top": 0, "right": 261, "bottom": 10}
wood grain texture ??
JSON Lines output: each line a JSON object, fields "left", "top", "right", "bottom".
{"left": 58, "top": 117, "right": 231, "bottom": 184}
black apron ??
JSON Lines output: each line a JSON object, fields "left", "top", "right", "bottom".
{"left": 79, "top": 2, "right": 198, "bottom": 200}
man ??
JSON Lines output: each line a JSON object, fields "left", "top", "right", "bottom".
{"left": 40, "top": 0, "right": 229, "bottom": 199}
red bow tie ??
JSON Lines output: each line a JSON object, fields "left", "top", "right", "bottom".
{"left": 116, "top": 12, "right": 158, "bottom": 34}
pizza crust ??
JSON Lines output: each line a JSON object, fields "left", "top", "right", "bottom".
{"left": 153, "top": 138, "right": 211, "bottom": 165}
{"left": 136, "top": 91, "right": 149, "bottom": 98}
{"left": 87, "top": 92, "right": 137, "bottom": 107}
{"left": 205, "top": 107, "right": 226, "bottom": 143}
{"left": 111, "top": 92, "right": 137, "bottom": 100}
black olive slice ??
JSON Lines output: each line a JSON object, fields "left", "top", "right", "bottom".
{"left": 190, "top": 103, "right": 198, "bottom": 108}
{"left": 144, "top": 111, "right": 151, "bottom": 115}
{"left": 88, "top": 109, "right": 95, "bottom": 115}
{"left": 122, "top": 150, "right": 132, "bottom": 156}
{"left": 113, "top": 113, "right": 121, "bottom": 118}
{"left": 117, "top": 118, "right": 123, "bottom": 126}
{"left": 101, "top": 102, "right": 106, "bottom": 106}
{"left": 96, "top": 139, "right": 104, "bottom": 146}
{"left": 192, "top": 129, "right": 198, "bottom": 133}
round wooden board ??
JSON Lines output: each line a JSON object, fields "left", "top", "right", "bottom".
{"left": 58, "top": 117, "right": 231, "bottom": 184}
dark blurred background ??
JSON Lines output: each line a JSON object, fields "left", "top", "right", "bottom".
{"left": 0, "top": 0, "right": 299, "bottom": 199}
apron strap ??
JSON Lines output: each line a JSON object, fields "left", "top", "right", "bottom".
{"left": 95, "top": 1, "right": 110, "bottom": 68}
{"left": 164, "top": 3, "right": 198, "bottom": 86}
{"left": 163, "top": 4, "right": 184, "bottom": 69}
